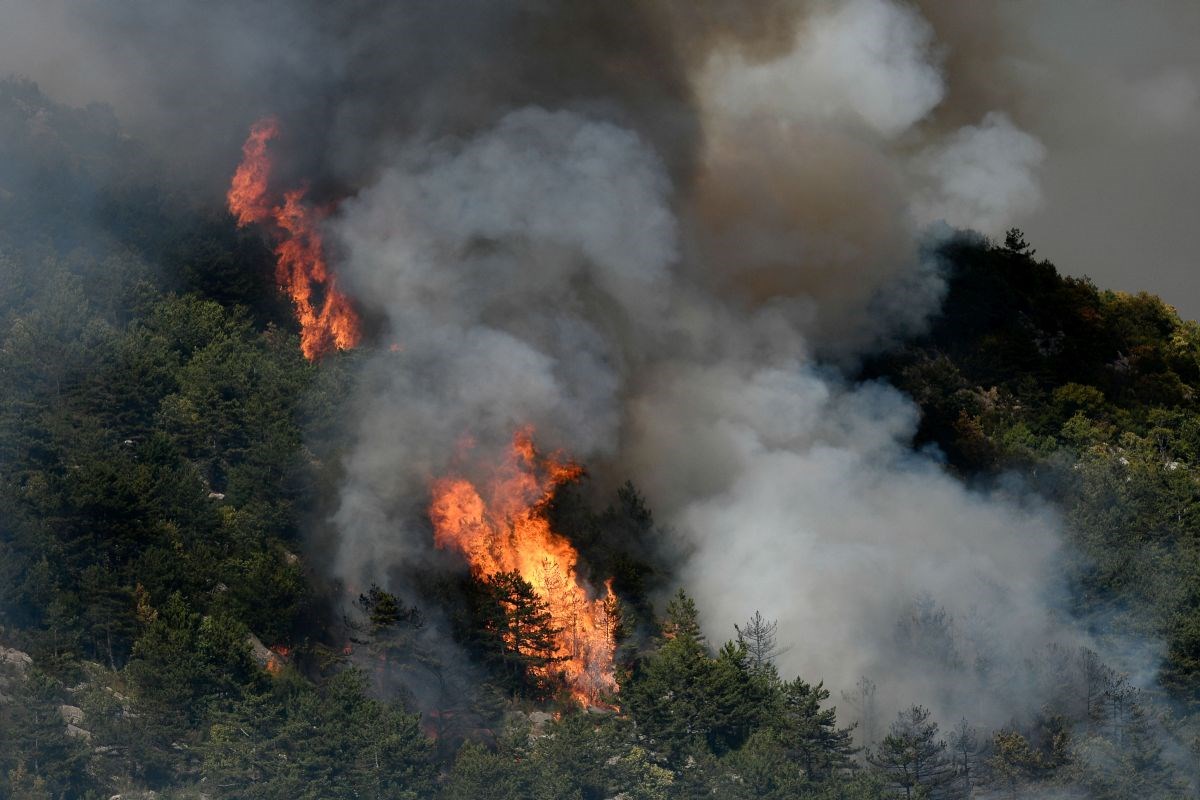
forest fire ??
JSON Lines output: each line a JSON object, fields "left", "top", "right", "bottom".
{"left": 429, "top": 429, "right": 617, "bottom": 705}
{"left": 227, "top": 116, "right": 361, "bottom": 360}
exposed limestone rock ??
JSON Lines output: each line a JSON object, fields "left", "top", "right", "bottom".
{"left": 528, "top": 710, "right": 554, "bottom": 732}
{"left": 246, "top": 633, "right": 273, "bottom": 667}
{"left": 66, "top": 722, "right": 92, "bottom": 740}
{"left": 0, "top": 645, "right": 33, "bottom": 673}
{"left": 59, "top": 704, "right": 85, "bottom": 726}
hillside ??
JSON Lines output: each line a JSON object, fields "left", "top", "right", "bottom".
{"left": 867, "top": 231, "right": 1200, "bottom": 703}
{"left": 1, "top": 79, "right": 1199, "bottom": 800}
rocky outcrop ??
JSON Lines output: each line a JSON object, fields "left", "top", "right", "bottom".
{"left": 59, "top": 704, "right": 85, "bottom": 725}
{"left": 246, "top": 633, "right": 273, "bottom": 666}
{"left": 59, "top": 703, "right": 93, "bottom": 739}
{"left": 66, "top": 722, "right": 92, "bottom": 740}
{"left": 0, "top": 644, "right": 32, "bottom": 704}
{"left": 0, "top": 644, "right": 33, "bottom": 674}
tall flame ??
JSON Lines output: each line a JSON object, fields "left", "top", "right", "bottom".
{"left": 227, "top": 116, "right": 277, "bottom": 227}
{"left": 429, "top": 429, "right": 617, "bottom": 704}
{"left": 227, "top": 116, "right": 361, "bottom": 360}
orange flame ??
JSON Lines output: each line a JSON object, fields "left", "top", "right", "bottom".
{"left": 227, "top": 116, "right": 361, "bottom": 360}
{"left": 429, "top": 428, "right": 617, "bottom": 704}
{"left": 265, "top": 644, "right": 291, "bottom": 675}
{"left": 227, "top": 116, "right": 278, "bottom": 227}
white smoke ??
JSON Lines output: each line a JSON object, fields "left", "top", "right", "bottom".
{"left": 643, "top": 366, "right": 1070, "bottom": 725}
{"left": 702, "top": 0, "right": 945, "bottom": 139}
{"left": 330, "top": 108, "right": 676, "bottom": 581}
{"left": 691, "top": 0, "right": 1043, "bottom": 349}
{"left": 329, "top": 95, "right": 1078, "bottom": 728}
{"left": 910, "top": 111, "right": 1047, "bottom": 234}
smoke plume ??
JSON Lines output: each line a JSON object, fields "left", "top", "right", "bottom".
{"left": 6, "top": 0, "right": 1194, "bottom": 731}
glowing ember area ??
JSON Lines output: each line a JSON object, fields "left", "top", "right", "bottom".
{"left": 429, "top": 429, "right": 617, "bottom": 704}
{"left": 265, "top": 644, "right": 291, "bottom": 675}
{"left": 227, "top": 116, "right": 361, "bottom": 360}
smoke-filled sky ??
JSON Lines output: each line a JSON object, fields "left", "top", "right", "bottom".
{"left": 2, "top": 0, "right": 1192, "bottom": 725}
{"left": 3, "top": 0, "right": 1196, "bottom": 317}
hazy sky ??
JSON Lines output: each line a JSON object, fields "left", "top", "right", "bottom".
{"left": 1019, "top": 1, "right": 1200, "bottom": 320}
{"left": 920, "top": 0, "right": 1200, "bottom": 319}
{"left": 2, "top": 0, "right": 1195, "bottom": 317}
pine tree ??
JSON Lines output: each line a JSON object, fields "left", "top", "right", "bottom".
{"left": 624, "top": 591, "right": 759, "bottom": 760}
{"left": 0, "top": 668, "right": 93, "bottom": 799}
{"left": 1071, "top": 686, "right": 1189, "bottom": 800}
{"left": 988, "top": 730, "right": 1041, "bottom": 800}
{"left": 775, "top": 677, "right": 858, "bottom": 781}
{"left": 78, "top": 564, "right": 136, "bottom": 670}
{"left": 709, "top": 640, "right": 770, "bottom": 753}
{"left": 624, "top": 593, "right": 782, "bottom": 761}
{"left": 476, "top": 571, "right": 564, "bottom": 699}
{"left": 352, "top": 585, "right": 424, "bottom": 691}
{"left": 736, "top": 610, "right": 783, "bottom": 673}
{"left": 842, "top": 676, "right": 879, "bottom": 748}
{"left": 662, "top": 588, "right": 703, "bottom": 642}
{"left": 623, "top": 602, "right": 713, "bottom": 760}
{"left": 869, "top": 706, "right": 954, "bottom": 799}
{"left": 947, "top": 718, "right": 978, "bottom": 797}
{"left": 202, "top": 669, "right": 436, "bottom": 799}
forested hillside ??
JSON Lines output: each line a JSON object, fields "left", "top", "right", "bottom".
{"left": 867, "top": 230, "right": 1200, "bottom": 703}
{"left": 2, "top": 79, "right": 1199, "bottom": 800}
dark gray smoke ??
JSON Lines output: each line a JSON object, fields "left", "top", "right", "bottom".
{"left": 5, "top": 1, "right": 1196, "bottom": 314}
{"left": 0, "top": 0, "right": 811, "bottom": 195}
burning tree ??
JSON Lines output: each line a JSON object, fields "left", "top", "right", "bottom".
{"left": 429, "top": 428, "right": 618, "bottom": 705}
{"left": 227, "top": 117, "right": 361, "bottom": 360}
{"left": 472, "top": 571, "right": 566, "bottom": 700}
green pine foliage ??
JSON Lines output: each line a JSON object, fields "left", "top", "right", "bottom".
{"left": 202, "top": 670, "right": 435, "bottom": 800}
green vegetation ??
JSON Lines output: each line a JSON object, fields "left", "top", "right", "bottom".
{"left": 2, "top": 80, "right": 1200, "bottom": 798}
{"left": 868, "top": 228, "right": 1200, "bottom": 706}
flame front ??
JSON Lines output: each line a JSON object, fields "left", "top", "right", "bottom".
{"left": 429, "top": 429, "right": 617, "bottom": 704}
{"left": 227, "top": 117, "right": 361, "bottom": 360}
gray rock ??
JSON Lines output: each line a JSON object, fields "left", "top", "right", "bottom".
{"left": 0, "top": 646, "right": 33, "bottom": 673}
{"left": 65, "top": 723, "right": 92, "bottom": 740}
{"left": 59, "top": 704, "right": 85, "bottom": 726}
{"left": 246, "top": 633, "right": 273, "bottom": 667}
